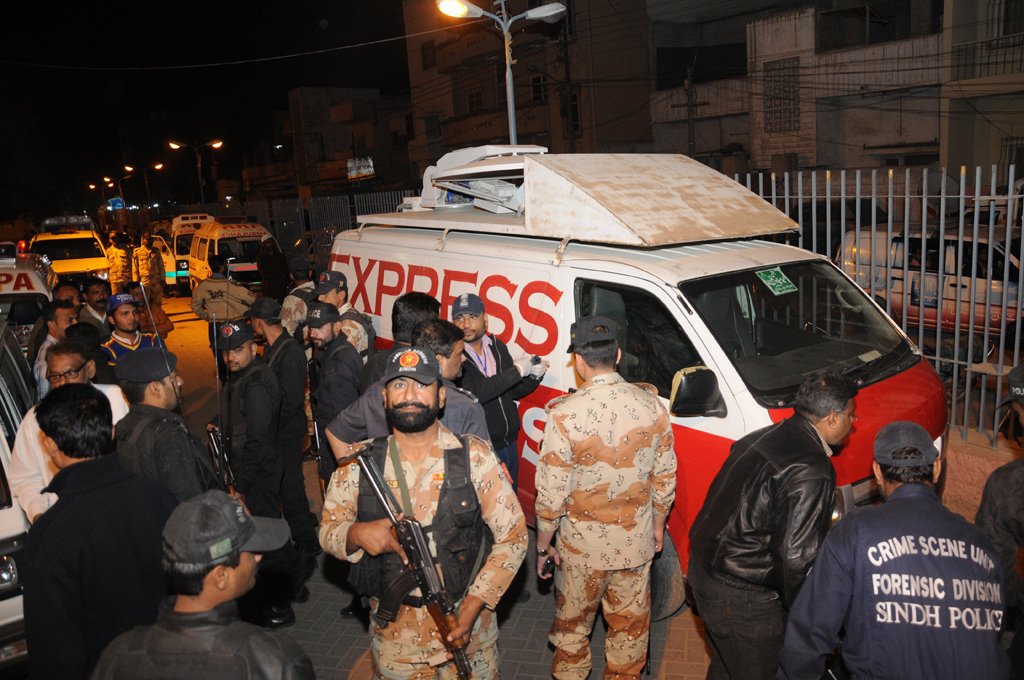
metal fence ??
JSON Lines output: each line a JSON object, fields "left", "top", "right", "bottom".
{"left": 737, "top": 165, "right": 1023, "bottom": 445}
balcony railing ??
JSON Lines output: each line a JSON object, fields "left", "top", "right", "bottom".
{"left": 953, "top": 32, "right": 1024, "bottom": 81}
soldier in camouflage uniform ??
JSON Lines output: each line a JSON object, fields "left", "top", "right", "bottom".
{"left": 320, "top": 347, "right": 527, "bottom": 679}
{"left": 312, "top": 270, "right": 372, "bottom": 360}
{"left": 131, "top": 236, "right": 165, "bottom": 305}
{"left": 535, "top": 315, "right": 677, "bottom": 680}
{"left": 105, "top": 234, "right": 132, "bottom": 295}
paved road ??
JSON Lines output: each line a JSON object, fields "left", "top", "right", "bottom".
{"left": 160, "top": 295, "right": 712, "bottom": 679}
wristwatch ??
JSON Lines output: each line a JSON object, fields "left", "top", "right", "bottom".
{"left": 536, "top": 546, "right": 549, "bottom": 556}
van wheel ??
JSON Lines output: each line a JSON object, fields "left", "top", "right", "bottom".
{"left": 651, "top": 534, "right": 687, "bottom": 621}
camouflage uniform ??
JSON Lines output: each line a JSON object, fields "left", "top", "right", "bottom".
{"left": 320, "top": 425, "right": 527, "bottom": 678}
{"left": 106, "top": 244, "right": 132, "bottom": 294}
{"left": 131, "top": 243, "right": 165, "bottom": 305}
{"left": 535, "top": 372, "right": 676, "bottom": 680}
{"left": 338, "top": 302, "right": 369, "bottom": 356}
{"left": 190, "top": 274, "right": 256, "bottom": 323}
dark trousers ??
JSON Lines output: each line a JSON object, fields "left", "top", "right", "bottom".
{"left": 688, "top": 561, "right": 786, "bottom": 680}
{"left": 238, "top": 482, "right": 300, "bottom": 619}
{"left": 495, "top": 442, "right": 519, "bottom": 492}
{"left": 279, "top": 431, "right": 317, "bottom": 550}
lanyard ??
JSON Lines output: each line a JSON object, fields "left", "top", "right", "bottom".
{"left": 387, "top": 436, "right": 416, "bottom": 517}
{"left": 466, "top": 343, "right": 489, "bottom": 375}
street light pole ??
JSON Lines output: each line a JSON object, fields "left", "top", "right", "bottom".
{"left": 168, "top": 139, "right": 223, "bottom": 206}
{"left": 437, "top": 0, "right": 566, "bottom": 145}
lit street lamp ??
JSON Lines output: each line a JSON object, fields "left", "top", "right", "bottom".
{"left": 124, "top": 162, "right": 164, "bottom": 206}
{"left": 437, "top": 0, "right": 566, "bottom": 144}
{"left": 167, "top": 139, "right": 224, "bottom": 205}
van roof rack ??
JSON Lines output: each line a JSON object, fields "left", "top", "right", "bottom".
{"left": 359, "top": 151, "right": 797, "bottom": 248}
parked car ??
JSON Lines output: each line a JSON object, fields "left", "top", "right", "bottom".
{"left": 27, "top": 229, "right": 109, "bottom": 287}
{"left": 0, "top": 320, "right": 36, "bottom": 675}
{"left": 840, "top": 229, "right": 1021, "bottom": 336}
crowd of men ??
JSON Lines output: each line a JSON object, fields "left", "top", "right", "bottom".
{"left": 8, "top": 248, "right": 1022, "bottom": 680}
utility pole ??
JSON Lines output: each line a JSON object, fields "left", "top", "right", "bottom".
{"left": 561, "top": 20, "right": 575, "bottom": 152}
{"left": 686, "top": 63, "right": 697, "bottom": 158}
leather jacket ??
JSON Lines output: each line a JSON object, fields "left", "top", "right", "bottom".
{"left": 91, "top": 599, "right": 314, "bottom": 680}
{"left": 688, "top": 416, "right": 835, "bottom": 609}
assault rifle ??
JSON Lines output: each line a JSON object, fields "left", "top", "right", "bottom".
{"left": 207, "top": 428, "right": 236, "bottom": 494}
{"left": 340, "top": 443, "right": 471, "bottom": 680}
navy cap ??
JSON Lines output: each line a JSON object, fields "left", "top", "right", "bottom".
{"left": 288, "top": 255, "right": 310, "bottom": 276}
{"left": 382, "top": 346, "right": 441, "bottom": 386}
{"left": 567, "top": 315, "right": 619, "bottom": 353}
{"left": 163, "top": 490, "right": 290, "bottom": 569}
{"left": 451, "top": 293, "right": 484, "bottom": 319}
{"left": 306, "top": 301, "right": 342, "bottom": 328}
{"left": 873, "top": 421, "right": 939, "bottom": 467}
{"left": 106, "top": 293, "right": 138, "bottom": 314}
{"left": 115, "top": 348, "right": 178, "bottom": 384}
{"left": 311, "top": 270, "right": 347, "bottom": 297}
{"left": 245, "top": 296, "right": 282, "bottom": 322}
{"left": 216, "top": 322, "right": 255, "bottom": 350}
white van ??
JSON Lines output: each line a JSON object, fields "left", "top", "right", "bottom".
{"left": 165, "top": 214, "right": 214, "bottom": 294}
{"left": 330, "top": 147, "right": 949, "bottom": 618}
{"left": 0, "top": 244, "right": 55, "bottom": 351}
{"left": 839, "top": 229, "right": 1020, "bottom": 336}
{"left": 188, "top": 221, "right": 275, "bottom": 290}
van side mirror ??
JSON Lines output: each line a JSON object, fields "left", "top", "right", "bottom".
{"left": 669, "top": 366, "right": 727, "bottom": 418}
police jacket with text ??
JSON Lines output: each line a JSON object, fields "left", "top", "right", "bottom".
{"left": 348, "top": 436, "right": 494, "bottom": 605}
{"left": 688, "top": 415, "right": 835, "bottom": 609}
{"left": 92, "top": 599, "right": 315, "bottom": 680}
{"left": 227, "top": 357, "right": 282, "bottom": 493}
{"left": 778, "top": 483, "right": 1009, "bottom": 680}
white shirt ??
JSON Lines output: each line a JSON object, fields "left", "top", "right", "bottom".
{"left": 9, "top": 383, "right": 129, "bottom": 522}
{"left": 32, "top": 335, "right": 58, "bottom": 400}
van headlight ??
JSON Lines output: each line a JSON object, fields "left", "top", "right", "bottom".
{"left": 0, "top": 555, "right": 19, "bottom": 593}
{"left": 95, "top": 269, "right": 109, "bottom": 280}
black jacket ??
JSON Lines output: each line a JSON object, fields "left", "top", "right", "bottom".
{"left": 312, "top": 335, "right": 361, "bottom": 426}
{"left": 688, "top": 416, "right": 835, "bottom": 609}
{"left": 116, "top": 403, "right": 217, "bottom": 501}
{"left": 458, "top": 334, "right": 540, "bottom": 448}
{"left": 25, "top": 456, "right": 178, "bottom": 680}
{"left": 92, "top": 599, "right": 315, "bottom": 680}
{"left": 264, "top": 332, "right": 308, "bottom": 448}
{"left": 226, "top": 358, "right": 282, "bottom": 494}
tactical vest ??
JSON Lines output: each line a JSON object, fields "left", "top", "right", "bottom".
{"left": 118, "top": 410, "right": 222, "bottom": 493}
{"left": 348, "top": 436, "right": 494, "bottom": 605}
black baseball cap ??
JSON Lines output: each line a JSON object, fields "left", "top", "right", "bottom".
{"left": 245, "top": 296, "right": 282, "bottom": 322}
{"left": 567, "top": 315, "right": 619, "bottom": 353}
{"left": 162, "top": 490, "right": 290, "bottom": 568}
{"left": 382, "top": 346, "right": 440, "bottom": 386}
{"left": 306, "top": 301, "right": 342, "bottom": 328}
{"left": 115, "top": 348, "right": 177, "bottom": 384}
{"left": 311, "top": 270, "right": 348, "bottom": 297}
{"left": 216, "top": 322, "right": 255, "bottom": 350}
{"left": 451, "top": 293, "right": 484, "bottom": 319}
{"left": 873, "top": 421, "right": 939, "bottom": 467}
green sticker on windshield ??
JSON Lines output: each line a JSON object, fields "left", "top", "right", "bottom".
{"left": 756, "top": 267, "right": 798, "bottom": 296}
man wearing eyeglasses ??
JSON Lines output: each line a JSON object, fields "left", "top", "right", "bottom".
{"left": 10, "top": 341, "right": 129, "bottom": 523}
{"left": 687, "top": 371, "right": 859, "bottom": 680}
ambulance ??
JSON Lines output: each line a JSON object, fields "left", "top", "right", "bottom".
{"left": 329, "top": 146, "right": 948, "bottom": 619}
{"left": 188, "top": 221, "right": 275, "bottom": 291}
{"left": 165, "top": 213, "right": 215, "bottom": 294}
{"left": 0, "top": 242, "right": 56, "bottom": 351}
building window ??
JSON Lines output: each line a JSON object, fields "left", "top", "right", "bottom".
{"left": 405, "top": 113, "right": 415, "bottom": 141}
{"left": 570, "top": 92, "right": 581, "bottom": 133}
{"left": 763, "top": 57, "right": 800, "bottom": 134}
{"left": 467, "top": 90, "right": 484, "bottom": 114}
{"left": 1006, "top": 0, "right": 1024, "bottom": 36}
{"left": 421, "top": 40, "right": 436, "bottom": 70}
{"left": 531, "top": 75, "right": 547, "bottom": 102}
{"left": 424, "top": 115, "right": 441, "bottom": 140}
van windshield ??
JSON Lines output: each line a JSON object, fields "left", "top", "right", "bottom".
{"left": 175, "top": 233, "right": 194, "bottom": 256}
{"left": 217, "top": 238, "right": 261, "bottom": 263}
{"left": 30, "top": 237, "right": 103, "bottom": 260}
{"left": 680, "top": 260, "right": 917, "bottom": 406}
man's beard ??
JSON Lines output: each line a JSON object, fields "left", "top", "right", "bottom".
{"left": 387, "top": 401, "right": 440, "bottom": 433}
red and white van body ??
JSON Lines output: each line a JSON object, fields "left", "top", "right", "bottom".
{"left": 327, "top": 149, "right": 948, "bottom": 613}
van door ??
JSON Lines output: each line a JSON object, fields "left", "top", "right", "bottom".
{"left": 949, "top": 240, "right": 1021, "bottom": 334}
{"left": 900, "top": 237, "right": 944, "bottom": 331}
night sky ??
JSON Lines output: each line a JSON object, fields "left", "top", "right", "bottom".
{"left": 0, "top": 0, "right": 409, "bottom": 219}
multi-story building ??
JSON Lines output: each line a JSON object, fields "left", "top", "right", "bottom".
{"left": 402, "top": 0, "right": 655, "bottom": 177}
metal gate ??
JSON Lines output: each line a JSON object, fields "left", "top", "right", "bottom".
{"left": 738, "top": 165, "right": 1023, "bottom": 444}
